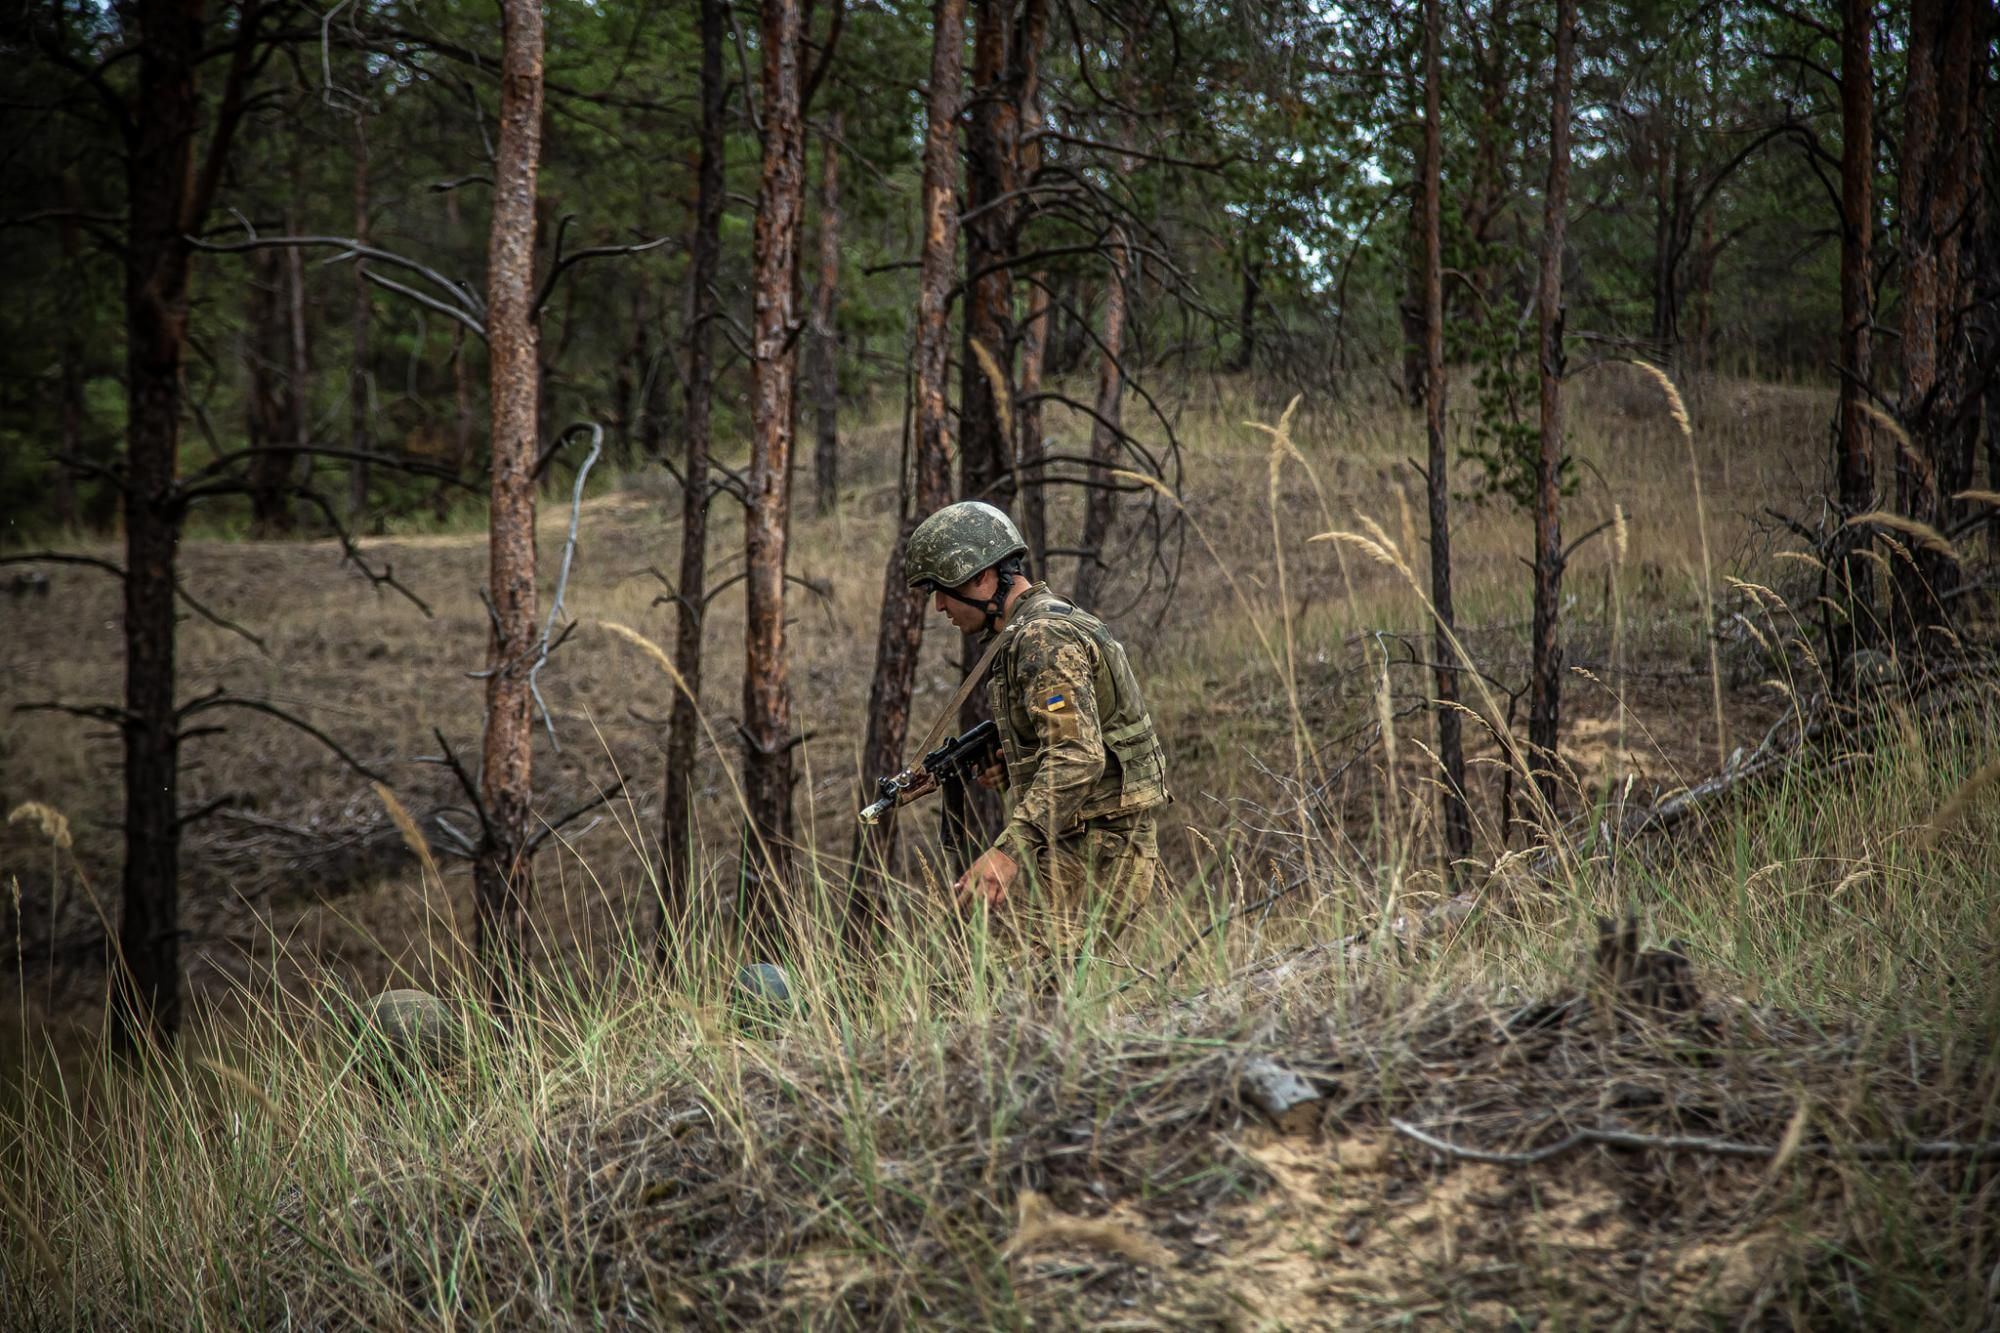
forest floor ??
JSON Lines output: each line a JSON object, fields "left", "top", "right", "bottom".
{"left": 3, "top": 371, "right": 1998, "bottom": 1328}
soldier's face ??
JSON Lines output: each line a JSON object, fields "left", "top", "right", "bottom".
{"left": 933, "top": 569, "right": 998, "bottom": 635}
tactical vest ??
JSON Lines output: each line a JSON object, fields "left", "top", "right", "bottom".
{"left": 987, "top": 584, "right": 1170, "bottom": 829}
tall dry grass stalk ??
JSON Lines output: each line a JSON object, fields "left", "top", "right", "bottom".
{"left": 1626, "top": 359, "right": 1725, "bottom": 768}
{"left": 1920, "top": 753, "right": 2000, "bottom": 850}
{"left": 1246, "top": 397, "right": 1316, "bottom": 815}
{"left": 1842, "top": 510, "right": 1961, "bottom": 561}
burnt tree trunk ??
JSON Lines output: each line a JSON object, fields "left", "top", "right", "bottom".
{"left": 660, "top": 0, "right": 726, "bottom": 953}
{"left": 1528, "top": 0, "right": 1575, "bottom": 816}
{"left": 1836, "top": 0, "right": 1877, "bottom": 664}
{"left": 853, "top": 0, "right": 965, "bottom": 907}
{"left": 1422, "top": 0, "right": 1471, "bottom": 862}
{"left": 114, "top": 0, "right": 263, "bottom": 1050}
{"left": 811, "top": 111, "right": 844, "bottom": 517}
{"left": 475, "top": 0, "right": 546, "bottom": 1005}
{"left": 742, "top": 0, "right": 808, "bottom": 909}
{"left": 349, "top": 103, "right": 371, "bottom": 521}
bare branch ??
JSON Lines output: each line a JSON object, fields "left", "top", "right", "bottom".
{"left": 524, "top": 779, "right": 630, "bottom": 857}
{"left": 530, "top": 423, "right": 606, "bottom": 750}
{"left": 533, "top": 233, "right": 674, "bottom": 319}
{"left": 176, "top": 690, "right": 389, "bottom": 784}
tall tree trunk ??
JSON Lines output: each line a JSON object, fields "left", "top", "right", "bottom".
{"left": 115, "top": 0, "right": 262, "bottom": 1050}
{"left": 742, "top": 0, "right": 808, "bottom": 908}
{"left": 1231, "top": 245, "right": 1263, "bottom": 374}
{"left": 1400, "top": 54, "right": 1427, "bottom": 413}
{"left": 1836, "top": 0, "right": 1876, "bottom": 664}
{"left": 54, "top": 170, "right": 87, "bottom": 528}
{"left": 1072, "top": 226, "right": 1128, "bottom": 611}
{"left": 958, "top": 0, "right": 1021, "bottom": 510}
{"left": 284, "top": 182, "right": 310, "bottom": 524}
{"left": 476, "top": 0, "right": 546, "bottom": 1005}
{"left": 1650, "top": 115, "right": 1678, "bottom": 355}
{"left": 117, "top": 20, "right": 197, "bottom": 1047}
{"left": 1013, "top": 0, "right": 1051, "bottom": 571}
{"left": 349, "top": 104, "right": 371, "bottom": 521}
{"left": 1073, "top": 66, "right": 1135, "bottom": 611}
{"left": 1929, "top": 1, "right": 1979, "bottom": 597}
{"left": 1422, "top": 0, "right": 1471, "bottom": 862}
{"left": 1895, "top": 0, "right": 1945, "bottom": 642}
{"left": 853, "top": 0, "right": 965, "bottom": 905}
{"left": 811, "top": 110, "right": 844, "bottom": 517}
{"left": 660, "top": 0, "right": 726, "bottom": 953}
{"left": 1528, "top": 0, "right": 1575, "bottom": 815}
{"left": 1017, "top": 276, "right": 1051, "bottom": 570}
{"left": 246, "top": 245, "right": 292, "bottom": 529}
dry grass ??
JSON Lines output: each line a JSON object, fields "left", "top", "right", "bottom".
{"left": 3, "top": 371, "right": 1998, "bottom": 1328}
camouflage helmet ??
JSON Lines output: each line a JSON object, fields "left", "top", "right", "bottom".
{"left": 904, "top": 501, "right": 1027, "bottom": 590}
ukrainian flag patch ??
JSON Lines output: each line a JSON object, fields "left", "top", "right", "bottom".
{"left": 1045, "top": 693, "right": 1067, "bottom": 712}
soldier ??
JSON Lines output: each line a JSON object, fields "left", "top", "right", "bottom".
{"left": 901, "top": 501, "right": 1171, "bottom": 954}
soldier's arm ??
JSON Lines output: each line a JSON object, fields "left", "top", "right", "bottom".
{"left": 996, "top": 625, "right": 1106, "bottom": 853}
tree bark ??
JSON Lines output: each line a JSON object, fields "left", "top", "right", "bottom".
{"left": 1072, "top": 223, "right": 1128, "bottom": 611}
{"left": 285, "top": 176, "right": 310, "bottom": 514}
{"left": 1013, "top": 0, "right": 1051, "bottom": 572}
{"left": 1073, "top": 61, "right": 1136, "bottom": 611}
{"left": 853, "top": 0, "right": 965, "bottom": 904}
{"left": 114, "top": 0, "right": 263, "bottom": 1050}
{"left": 742, "top": 0, "right": 808, "bottom": 910}
{"left": 1528, "top": 0, "right": 1575, "bottom": 815}
{"left": 660, "top": 0, "right": 726, "bottom": 953}
{"left": 1231, "top": 246, "right": 1263, "bottom": 374}
{"left": 54, "top": 169, "right": 88, "bottom": 528}
{"left": 1836, "top": 0, "right": 1876, "bottom": 663}
{"left": 349, "top": 102, "right": 371, "bottom": 521}
{"left": 1017, "top": 276, "right": 1051, "bottom": 570}
{"left": 1928, "top": 1, "right": 1979, "bottom": 597}
{"left": 1422, "top": 0, "right": 1471, "bottom": 862}
{"left": 958, "top": 0, "right": 1021, "bottom": 511}
{"left": 1649, "top": 113, "right": 1679, "bottom": 355}
{"left": 811, "top": 110, "right": 844, "bottom": 517}
{"left": 476, "top": 0, "right": 546, "bottom": 1006}
{"left": 1894, "top": 0, "right": 1946, "bottom": 641}
{"left": 246, "top": 245, "right": 292, "bottom": 531}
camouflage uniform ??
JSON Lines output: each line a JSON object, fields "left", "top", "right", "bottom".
{"left": 901, "top": 501, "right": 1171, "bottom": 956}
{"left": 984, "top": 583, "right": 1170, "bottom": 949}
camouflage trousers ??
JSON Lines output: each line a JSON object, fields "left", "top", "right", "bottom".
{"left": 998, "top": 810, "right": 1160, "bottom": 968}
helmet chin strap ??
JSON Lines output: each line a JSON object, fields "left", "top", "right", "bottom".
{"left": 940, "top": 570, "right": 1017, "bottom": 634}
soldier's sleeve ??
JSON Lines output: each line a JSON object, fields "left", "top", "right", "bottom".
{"left": 996, "top": 621, "right": 1105, "bottom": 855}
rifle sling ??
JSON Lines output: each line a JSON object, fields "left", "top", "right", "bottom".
{"left": 907, "top": 620, "right": 1016, "bottom": 767}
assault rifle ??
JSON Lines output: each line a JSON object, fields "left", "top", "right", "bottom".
{"left": 859, "top": 719, "right": 1002, "bottom": 825}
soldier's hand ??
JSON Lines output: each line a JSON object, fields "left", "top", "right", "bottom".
{"left": 954, "top": 847, "right": 1018, "bottom": 906}
{"left": 974, "top": 758, "right": 1007, "bottom": 790}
